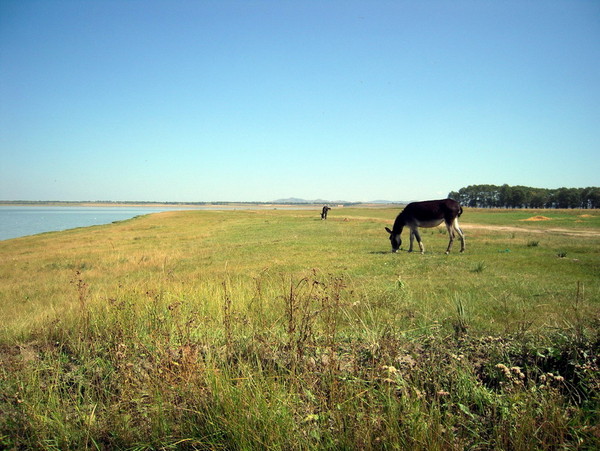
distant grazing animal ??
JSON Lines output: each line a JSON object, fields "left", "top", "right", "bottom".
{"left": 321, "top": 205, "right": 331, "bottom": 220}
{"left": 385, "top": 199, "right": 465, "bottom": 254}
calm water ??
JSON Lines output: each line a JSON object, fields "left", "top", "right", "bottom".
{"left": 0, "top": 206, "right": 180, "bottom": 241}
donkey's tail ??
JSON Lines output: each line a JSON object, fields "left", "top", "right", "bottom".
{"left": 458, "top": 206, "right": 463, "bottom": 217}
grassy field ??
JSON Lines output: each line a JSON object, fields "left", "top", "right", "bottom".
{"left": 1, "top": 207, "right": 599, "bottom": 449}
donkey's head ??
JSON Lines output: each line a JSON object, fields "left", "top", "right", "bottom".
{"left": 385, "top": 227, "right": 401, "bottom": 253}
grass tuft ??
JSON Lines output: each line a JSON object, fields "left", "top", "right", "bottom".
{"left": 470, "top": 261, "right": 487, "bottom": 273}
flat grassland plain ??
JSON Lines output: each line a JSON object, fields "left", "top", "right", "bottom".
{"left": 1, "top": 207, "right": 599, "bottom": 449}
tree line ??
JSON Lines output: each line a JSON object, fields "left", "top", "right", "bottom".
{"left": 448, "top": 184, "right": 600, "bottom": 209}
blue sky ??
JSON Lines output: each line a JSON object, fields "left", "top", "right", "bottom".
{"left": 1, "top": 1, "right": 599, "bottom": 202}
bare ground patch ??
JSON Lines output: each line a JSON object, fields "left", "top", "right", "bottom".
{"left": 461, "top": 222, "right": 600, "bottom": 238}
{"left": 521, "top": 216, "right": 552, "bottom": 221}
{"left": 369, "top": 216, "right": 600, "bottom": 238}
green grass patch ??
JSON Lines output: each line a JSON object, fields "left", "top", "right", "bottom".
{"left": 1, "top": 207, "right": 599, "bottom": 449}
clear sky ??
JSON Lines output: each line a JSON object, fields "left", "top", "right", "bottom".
{"left": 1, "top": 1, "right": 599, "bottom": 202}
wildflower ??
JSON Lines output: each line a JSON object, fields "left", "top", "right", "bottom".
{"left": 496, "top": 363, "right": 511, "bottom": 377}
{"left": 382, "top": 365, "right": 398, "bottom": 375}
{"left": 511, "top": 366, "right": 525, "bottom": 379}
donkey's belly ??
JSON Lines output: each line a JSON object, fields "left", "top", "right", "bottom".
{"left": 414, "top": 219, "right": 445, "bottom": 228}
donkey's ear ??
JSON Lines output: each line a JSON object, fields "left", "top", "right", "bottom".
{"left": 385, "top": 227, "right": 393, "bottom": 234}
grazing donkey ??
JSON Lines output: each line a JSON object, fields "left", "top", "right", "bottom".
{"left": 321, "top": 205, "right": 331, "bottom": 220}
{"left": 385, "top": 199, "right": 465, "bottom": 254}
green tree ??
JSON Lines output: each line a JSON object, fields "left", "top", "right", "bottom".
{"left": 448, "top": 185, "right": 599, "bottom": 209}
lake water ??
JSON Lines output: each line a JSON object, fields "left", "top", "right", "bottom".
{"left": 0, "top": 206, "right": 183, "bottom": 241}
{"left": 0, "top": 204, "right": 323, "bottom": 241}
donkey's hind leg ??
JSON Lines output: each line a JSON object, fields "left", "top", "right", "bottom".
{"left": 454, "top": 218, "right": 465, "bottom": 252}
{"left": 445, "top": 222, "right": 456, "bottom": 254}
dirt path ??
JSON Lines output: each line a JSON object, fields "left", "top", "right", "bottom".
{"left": 364, "top": 216, "right": 600, "bottom": 238}
{"left": 461, "top": 222, "right": 600, "bottom": 238}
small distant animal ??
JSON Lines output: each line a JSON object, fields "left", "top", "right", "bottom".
{"left": 321, "top": 205, "right": 331, "bottom": 220}
{"left": 385, "top": 199, "right": 465, "bottom": 254}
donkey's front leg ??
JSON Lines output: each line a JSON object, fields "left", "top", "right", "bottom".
{"left": 408, "top": 229, "right": 415, "bottom": 252}
{"left": 413, "top": 228, "right": 424, "bottom": 253}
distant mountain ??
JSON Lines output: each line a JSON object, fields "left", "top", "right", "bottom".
{"left": 272, "top": 198, "right": 312, "bottom": 204}
{"left": 272, "top": 198, "right": 351, "bottom": 204}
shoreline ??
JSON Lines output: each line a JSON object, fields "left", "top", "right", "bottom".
{"left": 0, "top": 201, "right": 290, "bottom": 207}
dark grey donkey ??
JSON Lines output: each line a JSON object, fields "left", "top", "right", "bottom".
{"left": 385, "top": 199, "right": 465, "bottom": 254}
{"left": 321, "top": 205, "right": 331, "bottom": 220}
